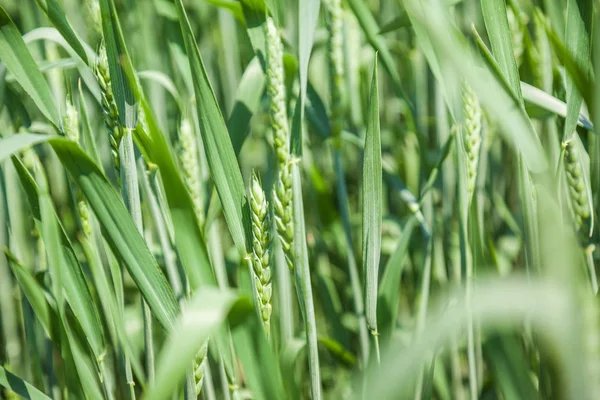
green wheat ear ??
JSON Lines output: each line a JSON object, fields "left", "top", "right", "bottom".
{"left": 95, "top": 45, "right": 125, "bottom": 180}
{"left": 265, "top": 16, "right": 290, "bottom": 167}
{"left": 250, "top": 171, "right": 273, "bottom": 337}
{"left": 179, "top": 118, "right": 204, "bottom": 228}
{"left": 462, "top": 83, "right": 482, "bottom": 204}
{"left": 193, "top": 340, "right": 209, "bottom": 395}
{"left": 564, "top": 138, "right": 592, "bottom": 240}
{"left": 273, "top": 159, "right": 294, "bottom": 270}
{"left": 63, "top": 97, "right": 92, "bottom": 238}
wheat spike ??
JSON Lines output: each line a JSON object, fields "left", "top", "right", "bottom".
{"left": 95, "top": 45, "right": 126, "bottom": 178}
{"left": 564, "top": 139, "right": 592, "bottom": 239}
{"left": 179, "top": 118, "right": 205, "bottom": 228}
{"left": 273, "top": 160, "right": 294, "bottom": 270}
{"left": 265, "top": 17, "right": 290, "bottom": 166}
{"left": 462, "top": 83, "right": 482, "bottom": 204}
{"left": 250, "top": 171, "right": 273, "bottom": 336}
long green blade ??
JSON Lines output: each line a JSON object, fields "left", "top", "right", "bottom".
{"left": 98, "top": 0, "right": 137, "bottom": 128}
{"left": 563, "top": 0, "right": 592, "bottom": 141}
{"left": 362, "top": 56, "right": 382, "bottom": 335}
{"left": 147, "top": 289, "right": 251, "bottom": 400}
{"left": 34, "top": 0, "right": 90, "bottom": 64}
{"left": 174, "top": 0, "right": 250, "bottom": 256}
{"left": 0, "top": 366, "right": 51, "bottom": 400}
{"left": 0, "top": 134, "right": 52, "bottom": 161}
{"left": 50, "top": 138, "right": 179, "bottom": 331}
{"left": 0, "top": 7, "right": 60, "bottom": 126}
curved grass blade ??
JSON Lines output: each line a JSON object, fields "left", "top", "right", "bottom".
{"left": 363, "top": 279, "right": 574, "bottom": 400}
{"left": 13, "top": 156, "right": 106, "bottom": 362}
{"left": 138, "top": 70, "right": 183, "bottom": 111}
{"left": 22, "top": 28, "right": 100, "bottom": 102}
{"left": 0, "top": 7, "right": 60, "bottom": 126}
{"left": 205, "top": 56, "right": 265, "bottom": 232}
{"left": 147, "top": 289, "right": 252, "bottom": 400}
{"left": 562, "top": 0, "right": 592, "bottom": 141}
{"left": 137, "top": 98, "right": 212, "bottom": 290}
{"left": 4, "top": 250, "right": 52, "bottom": 338}
{"left": 537, "top": 9, "right": 593, "bottom": 109}
{"left": 362, "top": 56, "right": 382, "bottom": 340}
{"left": 174, "top": 0, "right": 250, "bottom": 256}
{"left": 0, "top": 366, "right": 51, "bottom": 400}
{"left": 33, "top": 0, "right": 90, "bottom": 64}
{"left": 480, "top": 0, "right": 521, "bottom": 96}
{"left": 521, "top": 81, "right": 593, "bottom": 131}
{"left": 0, "top": 134, "right": 52, "bottom": 161}
{"left": 98, "top": 0, "right": 137, "bottom": 128}
{"left": 377, "top": 214, "right": 419, "bottom": 343}
{"left": 49, "top": 138, "right": 179, "bottom": 331}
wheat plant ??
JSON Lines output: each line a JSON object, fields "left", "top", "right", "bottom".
{"left": 0, "top": 0, "right": 599, "bottom": 399}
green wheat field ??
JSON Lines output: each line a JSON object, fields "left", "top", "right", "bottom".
{"left": 0, "top": 0, "right": 598, "bottom": 399}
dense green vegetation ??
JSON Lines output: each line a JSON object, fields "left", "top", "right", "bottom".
{"left": 0, "top": 0, "right": 598, "bottom": 399}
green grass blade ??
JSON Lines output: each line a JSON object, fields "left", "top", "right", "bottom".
{"left": 98, "top": 0, "right": 137, "bottom": 128}
{"left": 346, "top": 0, "right": 405, "bottom": 100}
{"left": 538, "top": 10, "right": 593, "bottom": 109}
{"left": 404, "top": 0, "right": 547, "bottom": 173}
{"left": 232, "top": 314, "right": 286, "bottom": 400}
{"left": 4, "top": 250, "right": 52, "bottom": 338}
{"left": 521, "top": 81, "right": 593, "bottom": 131}
{"left": 0, "top": 7, "right": 60, "bottom": 126}
{"left": 174, "top": 0, "right": 250, "bottom": 256}
{"left": 49, "top": 138, "right": 179, "bottom": 331}
{"left": 562, "top": 0, "right": 592, "bottom": 141}
{"left": 137, "top": 99, "right": 212, "bottom": 290}
{"left": 21, "top": 27, "right": 100, "bottom": 102}
{"left": 377, "top": 215, "right": 419, "bottom": 343}
{"left": 362, "top": 56, "right": 382, "bottom": 338}
{"left": 79, "top": 232, "right": 145, "bottom": 382}
{"left": 147, "top": 289, "right": 252, "bottom": 400}
{"left": 297, "top": 0, "right": 320, "bottom": 101}
{"left": 0, "top": 134, "right": 52, "bottom": 161}
{"left": 0, "top": 366, "right": 51, "bottom": 400}
{"left": 205, "top": 56, "right": 266, "bottom": 232}
{"left": 13, "top": 156, "right": 107, "bottom": 362}
{"left": 239, "top": 0, "right": 268, "bottom": 68}
{"left": 228, "top": 56, "right": 265, "bottom": 155}
{"left": 480, "top": 0, "right": 522, "bottom": 97}
{"left": 291, "top": 162, "right": 322, "bottom": 399}
{"left": 485, "top": 335, "right": 541, "bottom": 399}
{"left": 33, "top": 0, "right": 90, "bottom": 65}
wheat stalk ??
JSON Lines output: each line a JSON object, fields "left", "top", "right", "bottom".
{"left": 325, "top": 0, "right": 344, "bottom": 146}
